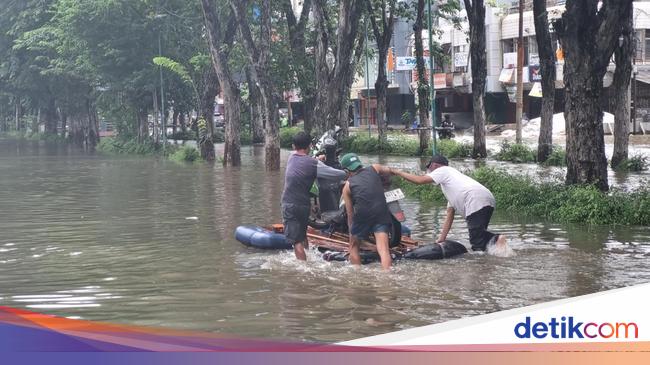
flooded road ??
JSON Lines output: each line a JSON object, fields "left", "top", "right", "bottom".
{"left": 0, "top": 139, "right": 649, "bottom": 342}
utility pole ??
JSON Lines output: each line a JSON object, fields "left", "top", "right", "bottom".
{"left": 427, "top": 0, "right": 437, "bottom": 155}
{"left": 515, "top": 0, "right": 524, "bottom": 144}
{"left": 158, "top": 31, "right": 166, "bottom": 152}
{"left": 366, "top": 22, "right": 372, "bottom": 138}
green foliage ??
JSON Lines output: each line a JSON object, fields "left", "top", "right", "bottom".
{"left": 395, "top": 167, "right": 650, "bottom": 226}
{"left": 494, "top": 140, "right": 536, "bottom": 163}
{"left": 280, "top": 127, "right": 302, "bottom": 149}
{"left": 541, "top": 147, "right": 567, "bottom": 167}
{"left": 432, "top": 139, "right": 473, "bottom": 158}
{"left": 614, "top": 154, "right": 648, "bottom": 172}
{"left": 97, "top": 137, "right": 161, "bottom": 156}
{"left": 240, "top": 131, "right": 252, "bottom": 146}
{"left": 342, "top": 134, "right": 472, "bottom": 158}
{"left": 153, "top": 57, "right": 193, "bottom": 86}
{"left": 0, "top": 130, "right": 67, "bottom": 143}
{"left": 168, "top": 130, "right": 197, "bottom": 141}
{"left": 169, "top": 145, "right": 199, "bottom": 163}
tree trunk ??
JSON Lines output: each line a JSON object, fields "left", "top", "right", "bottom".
{"left": 14, "top": 97, "right": 21, "bottom": 131}
{"left": 87, "top": 99, "right": 100, "bottom": 150}
{"left": 230, "top": 0, "right": 280, "bottom": 170}
{"left": 246, "top": 65, "right": 265, "bottom": 144}
{"left": 464, "top": 0, "right": 487, "bottom": 158}
{"left": 533, "top": 0, "right": 557, "bottom": 162}
{"left": 199, "top": 69, "right": 219, "bottom": 161}
{"left": 59, "top": 108, "right": 67, "bottom": 138}
{"left": 610, "top": 8, "right": 634, "bottom": 169}
{"left": 172, "top": 109, "right": 179, "bottom": 135}
{"left": 556, "top": 0, "right": 632, "bottom": 190}
{"left": 43, "top": 96, "right": 58, "bottom": 135}
{"left": 153, "top": 88, "right": 159, "bottom": 143}
{"left": 312, "top": 0, "right": 364, "bottom": 135}
{"left": 201, "top": 0, "right": 241, "bottom": 166}
{"left": 303, "top": 95, "right": 315, "bottom": 134}
{"left": 415, "top": 0, "right": 429, "bottom": 154}
{"left": 179, "top": 112, "right": 187, "bottom": 133}
{"left": 137, "top": 108, "right": 148, "bottom": 143}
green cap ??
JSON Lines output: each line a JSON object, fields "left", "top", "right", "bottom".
{"left": 341, "top": 153, "right": 363, "bottom": 171}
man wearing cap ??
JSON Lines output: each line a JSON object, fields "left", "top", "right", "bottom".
{"left": 340, "top": 153, "right": 394, "bottom": 270}
{"left": 282, "top": 131, "right": 347, "bottom": 261}
{"left": 391, "top": 155, "right": 507, "bottom": 251}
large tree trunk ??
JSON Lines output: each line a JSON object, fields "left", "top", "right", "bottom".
{"left": 172, "top": 109, "right": 179, "bottom": 136}
{"left": 464, "top": 0, "right": 487, "bottom": 158}
{"left": 87, "top": 99, "right": 99, "bottom": 149}
{"left": 367, "top": 0, "right": 395, "bottom": 144}
{"left": 152, "top": 88, "right": 159, "bottom": 143}
{"left": 230, "top": 0, "right": 280, "bottom": 170}
{"left": 533, "top": 0, "right": 557, "bottom": 162}
{"left": 312, "top": 0, "right": 364, "bottom": 135}
{"left": 415, "top": 0, "right": 429, "bottom": 154}
{"left": 556, "top": 0, "right": 632, "bottom": 191}
{"left": 281, "top": 0, "right": 313, "bottom": 134}
{"left": 246, "top": 66, "right": 265, "bottom": 144}
{"left": 43, "top": 96, "right": 58, "bottom": 135}
{"left": 59, "top": 110, "right": 67, "bottom": 138}
{"left": 610, "top": 8, "right": 634, "bottom": 169}
{"left": 201, "top": 0, "right": 241, "bottom": 166}
{"left": 199, "top": 69, "right": 219, "bottom": 161}
{"left": 137, "top": 107, "right": 148, "bottom": 142}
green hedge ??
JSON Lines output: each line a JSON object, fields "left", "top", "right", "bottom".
{"left": 341, "top": 134, "right": 473, "bottom": 158}
{"left": 280, "top": 127, "right": 302, "bottom": 149}
{"left": 394, "top": 167, "right": 650, "bottom": 225}
{"left": 97, "top": 137, "right": 162, "bottom": 155}
{"left": 494, "top": 140, "right": 536, "bottom": 163}
{"left": 169, "top": 145, "right": 199, "bottom": 163}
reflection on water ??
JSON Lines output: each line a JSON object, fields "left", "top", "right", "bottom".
{"left": 0, "top": 139, "right": 649, "bottom": 342}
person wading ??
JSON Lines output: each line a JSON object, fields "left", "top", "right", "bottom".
{"left": 391, "top": 154, "right": 507, "bottom": 252}
{"left": 340, "top": 153, "right": 394, "bottom": 270}
{"left": 281, "top": 132, "right": 347, "bottom": 261}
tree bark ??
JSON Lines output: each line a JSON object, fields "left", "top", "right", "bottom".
{"left": 610, "top": 6, "right": 634, "bottom": 169}
{"left": 281, "top": 0, "right": 313, "bottom": 133}
{"left": 415, "top": 0, "right": 430, "bottom": 154}
{"left": 556, "top": 0, "right": 632, "bottom": 191}
{"left": 367, "top": 0, "right": 396, "bottom": 144}
{"left": 312, "top": 0, "right": 365, "bottom": 135}
{"left": 15, "top": 98, "right": 21, "bottom": 131}
{"left": 201, "top": 0, "right": 241, "bottom": 166}
{"left": 137, "top": 107, "right": 148, "bottom": 143}
{"left": 464, "top": 0, "right": 487, "bottom": 158}
{"left": 230, "top": 0, "right": 280, "bottom": 170}
{"left": 199, "top": 68, "right": 219, "bottom": 161}
{"left": 533, "top": 0, "right": 556, "bottom": 162}
{"left": 246, "top": 65, "right": 265, "bottom": 144}
{"left": 43, "top": 95, "right": 58, "bottom": 135}
{"left": 172, "top": 109, "right": 179, "bottom": 135}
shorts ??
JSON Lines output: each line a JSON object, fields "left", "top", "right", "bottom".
{"left": 350, "top": 222, "right": 391, "bottom": 240}
{"left": 282, "top": 203, "right": 311, "bottom": 246}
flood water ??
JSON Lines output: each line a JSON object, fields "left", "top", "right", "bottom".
{"left": 0, "top": 139, "right": 649, "bottom": 343}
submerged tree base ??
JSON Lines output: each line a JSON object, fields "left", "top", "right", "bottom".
{"left": 394, "top": 167, "right": 650, "bottom": 226}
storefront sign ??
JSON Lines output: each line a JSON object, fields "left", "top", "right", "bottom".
{"left": 454, "top": 52, "right": 468, "bottom": 67}
{"left": 529, "top": 65, "right": 542, "bottom": 82}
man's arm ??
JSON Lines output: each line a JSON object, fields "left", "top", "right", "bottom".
{"left": 391, "top": 169, "right": 434, "bottom": 185}
{"left": 342, "top": 182, "right": 354, "bottom": 235}
{"left": 437, "top": 206, "right": 455, "bottom": 243}
{"left": 317, "top": 160, "right": 347, "bottom": 180}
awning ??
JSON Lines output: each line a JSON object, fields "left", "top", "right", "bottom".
{"left": 635, "top": 69, "right": 650, "bottom": 85}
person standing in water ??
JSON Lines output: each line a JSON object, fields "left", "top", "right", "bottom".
{"left": 391, "top": 155, "right": 507, "bottom": 252}
{"left": 281, "top": 132, "right": 347, "bottom": 261}
{"left": 340, "top": 153, "right": 394, "bottom": 270}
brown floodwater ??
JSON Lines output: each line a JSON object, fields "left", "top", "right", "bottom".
{"left": 0, "top": 139, "right": 649, "bottom": 342}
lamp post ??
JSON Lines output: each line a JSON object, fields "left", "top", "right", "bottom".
{"left": 427, "top": 0, "right": 437, "bottom": 156}
{"left": 155, "top": 13, "right": 167, "bottom": 152}
{"left": 365, "top": 21, "right": 372, "bottom": 138}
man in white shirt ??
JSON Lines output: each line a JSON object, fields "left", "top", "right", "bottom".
{"left": 391, "top": 155, "right": 507, "bottom": 251}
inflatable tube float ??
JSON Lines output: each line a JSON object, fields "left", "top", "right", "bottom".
{"left": 235, "top": 225, "right": 293, "bottom": 250}
{"left": 402, "top": 241, "right": 468, "bottom": 260}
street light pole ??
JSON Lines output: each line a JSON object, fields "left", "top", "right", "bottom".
{"left": 366, "top": 22, "right": 371, "bottom": 138}
{"left": 158, "top": 31, "right": 166, "bottom": 152}
{"left": 427, "top": 0, "right": 437, "bottom": 156}
{"left": 515, "top": 0, "right": 524, "bottom": 144}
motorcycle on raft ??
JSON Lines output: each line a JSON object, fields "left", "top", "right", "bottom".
{"left": 233, "top": 127, "right": 468, "bottom": 263}
{"left": 308, "top": 127, "right": 409, "bottom": 252}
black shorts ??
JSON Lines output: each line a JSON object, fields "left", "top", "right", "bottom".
{"left": 282, "top": 203, "right": 311, "bottom": 246}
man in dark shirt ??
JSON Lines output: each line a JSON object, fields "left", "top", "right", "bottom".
{"left": 340, "top": 153, "right": 393, "bottom": 270}
{"left": 281, "top": 132, "right": 347, "bottom": 261}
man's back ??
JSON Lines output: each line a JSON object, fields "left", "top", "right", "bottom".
{"left": 281, "top": 153, "right": 318, "bottom": 207}
{"left": 428, "top": 166, "right": 495, "bottom": 218}
{"left": 348, "top": 166, "right": 392, "bottom": 225}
